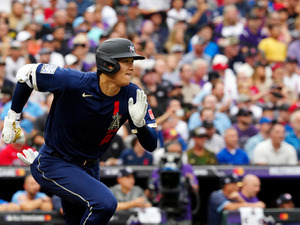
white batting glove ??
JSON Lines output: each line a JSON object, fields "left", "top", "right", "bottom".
{"left": 17, "top": 149, "right": 38, "bottom": 166}
{"left": 128, "top": 89, "right": 148, "bottom": 128}
{"left": 2, "top": 109, "right": 25, "bottom": 144}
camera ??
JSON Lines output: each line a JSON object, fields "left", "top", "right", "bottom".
{"left": 158, "top": 153, "right": 189, "bottom": 217}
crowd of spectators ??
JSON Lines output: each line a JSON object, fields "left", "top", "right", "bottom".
{"left": 1, "top": 0, "right": 300, "bottom": 223}
{"left": 0, "top": 0, "right": 300, "bottom": 166}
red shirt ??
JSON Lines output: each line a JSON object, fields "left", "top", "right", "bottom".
{"left": 0, "top": 144, "right": 35, "bottom": 166}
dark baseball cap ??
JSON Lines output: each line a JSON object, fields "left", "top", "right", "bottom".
{"left": 118, "top": 167, "right": 135, "bottom": 177}
{"left": 42, "top": 34, "right": 54, "bottom": 42}
{"left": 202, "top": 120, "right": 214, "bottom": 129}
{"left": 276, "top": 193, "right": 293, "bottom": 206}
{"left": 277, "top": 104, "right": 290, "bottom": 111}
{"left": 220, "top": 174, "right": 240, "bottom": 188}
{"left": 237, "top": 108, "right": 252, "bottom": 116}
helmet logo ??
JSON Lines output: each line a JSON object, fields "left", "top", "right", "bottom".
{"left": 129, "top": 44, "right": 135, "bottom": 53}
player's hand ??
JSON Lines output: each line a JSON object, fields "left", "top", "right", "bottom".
{"left": 2, "top": 109, "right": 25, "bottom": 144}
{"left": 17, "top": 148, "right": 38, "bottom": 166}
{"left": 128, "top": 89, "right": 148, "bottom": 128}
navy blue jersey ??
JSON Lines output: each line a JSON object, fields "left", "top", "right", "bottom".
{"left": 33, "top": 64, "right": 157, "bottom": 160}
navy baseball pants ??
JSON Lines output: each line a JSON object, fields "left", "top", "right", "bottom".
{"left": 30, "top": 145, "right": 117, "bottom": 225}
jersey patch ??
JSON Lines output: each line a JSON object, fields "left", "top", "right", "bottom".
{"left": 40, "top": 64, "right": 58, "bottom": 74}
{"left": 148, "top": 109, "right": 155, "bottom": 120}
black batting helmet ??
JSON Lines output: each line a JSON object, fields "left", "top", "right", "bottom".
{"left": 96, "top": 38, "right": 145, "bottom": 75}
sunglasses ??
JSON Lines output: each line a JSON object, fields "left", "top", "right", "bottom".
{"left": 74, "top": 43, "right": 86, "bottom": 48}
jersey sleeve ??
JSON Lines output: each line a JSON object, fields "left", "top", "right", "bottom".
{"left": 32, "top": 64, "right": 82, "bottom": 93}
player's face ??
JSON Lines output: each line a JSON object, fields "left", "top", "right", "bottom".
{"left": 113, "top": 58, "right": 134, "bottom": 87}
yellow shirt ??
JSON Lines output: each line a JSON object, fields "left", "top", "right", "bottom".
{"left": 258, "top": 37, "right": 287, "bottom": 62}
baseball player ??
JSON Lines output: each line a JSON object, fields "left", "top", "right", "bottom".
{"left": 2, "top": 38, "right": 158, "bottom": 225}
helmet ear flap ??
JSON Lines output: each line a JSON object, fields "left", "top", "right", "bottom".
{"left": 96, "top": 53, "right": 120, "bottom": 75}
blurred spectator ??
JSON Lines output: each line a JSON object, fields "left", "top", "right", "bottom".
{"left": 40, "top": 34, "right": 65, "bottom": 68}
{"left": 202, "top": 120, "right": 225, "bottom": 155}
{"left": 283, "top": 57, "right": 300, "bottom": 95}
{"left": 0, "top": 21, "right": 11, "bottom": 59}
{"left": 64, "top": 53, "right": 80, "bottom": 69}
{"left": 285, "top": 110, "right": 300, "bottom": 161}
{"left": 5, "top": 41, "right": 26, "bottom": 84}
{"left": 180, "top": 35, "right": 211, "bottom": 65}
{"left": 166, "top": 0, "right": 190, "bottom": 31}
{"left": 217, "top": 128, "right": 250, "bottom": 165}
{"left": 239, "top": 12, "right": 267, "bottom": 49}
{"left": 187, "top": 0, "right": 212, "bottom": 37}
{"left": 276, "top": 193, "right": 300, "bottom": 225}
{"left": 276, "top": 193, "right": 295, "bottom": 209}
{"left": 126, "top": 1, "right": 143, "bottom": 36}
{"left": 153, "top": 139, "right": 189, "bottom": 166}
{"left": 207, "top": 174, "right": 265, "bottom": 225}
{"left": 142, "top": 68, "right": 169, "bottom": 112}
{"left": 110, "top": 167, "right": 152, "bottom": 211}
{"left": 162, "top": 54, "right": 180, "bottom": 84}
{"left": 244, "top": 117, "right": 273, "bottom": 162}
{"left": 190, "top": 58, "right": 209, "bottom": 88}
{"left": 69, "top": 33, "right": 94, "bottom": 72}
{"left": 119, "top": 136, "right": 153, "bottom": 165}
{"left": 239, "top": 174, "right": 264, "bottom": 203}
{"left": 148, "top": 11, "right": 169, "bottom": 53}
{"left": 187, "top": 126, "right": 217, "bottom": 165}
{"left": 100, "top": 134, "right": 126, "bottom": 166}
{"left": 0, "top": 199, "right": 20, "bottom": 211}
{"left": 51, "top": 195, "right": 63, "bottom": 215}
{"left": 253, "top": 123, "right": 298, "bottom": 165}
{"left": 230, "top": 94, "right": 262, "bottom": 121}
{"left": 1, "top": 94, "right": 45, "bottom": 134}
{"left": 214, "top": 4, "right": 244, "bottom": 41}
{"left": 218, "top": 36, "right": 244, "bottom": 73}
{"left": 31, "top": 7, "right": 53, "bottom": 40}
{"left": 287, "top": 29, "right": 300, "bottom": 68}
{"left": 212, "top": 54, "right": 238, "bottom": 101}
{"left": 164, "top": 27, "right": 186, "bottom": 54}
{"left": 179, "top": 63, "right": 201, "bottom": 107}
{"left": 0, "top": 59, "right": 15, "bottom": 92}
{"left": 16, "top": 30, "right": 37, "bottom": 64}
{"left": 258, "top": 23, "right": 287, "bottom": 63}
{"left": 28, "top": 94, "right": 53, "bottom": 151}
{"left": 277, "top": 103, "right": 292, "bottom": 127}
{"left": 37, "top": 47, "right": 52, "bottom": 64}
{"left": 232, "top": 108, "right": 258, "bottom": 149}
{"left": 189, "top": 95, "right": 232, "bottom": 134}
{"left": 137, "top": 0, "right": 171, "bottom": 16}
{"left": 11, "top": 175, "right": 53, "bottom": 211}
{"left": 8, "top": 1, "right": 30, "bottom": 32}
{"left": 52, "top": 26, "right": 71, "bottom": 56}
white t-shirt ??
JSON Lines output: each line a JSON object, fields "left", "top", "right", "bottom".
{"left": 253, "top": 139, "right": 297, "bottom": 165}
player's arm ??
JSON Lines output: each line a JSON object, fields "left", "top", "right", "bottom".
{"left": 2, "top": 64, "right": 38, "bottom": 144}
{"left": 128, "top": 89, "right": 158, "bottom": 152}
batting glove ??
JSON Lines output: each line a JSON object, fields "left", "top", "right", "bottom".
{"left": 17, "top": 149, "right": 38, "bottom": 166}
{"left": 128, "top": 89, "right": 148, "bottom": 128}
{"left": 2, "top": 109, "right": 25, "bottom": 144}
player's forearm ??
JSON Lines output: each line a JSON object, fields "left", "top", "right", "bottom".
{"left": 136, "top": 126, "right": 157, "bottom": 152}
{"left": 11, "top": 82, "right": 33, "bottom": 113}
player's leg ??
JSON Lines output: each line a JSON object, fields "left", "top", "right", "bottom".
{"left": 61, "top": 198, "right": 85, "bottom": 225}
{"left": 30, "top": 150, "right": 117, "bottom": 225}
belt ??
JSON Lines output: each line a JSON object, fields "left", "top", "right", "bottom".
{"left": 50, "top": 150, "right": 98, "bottom": 167}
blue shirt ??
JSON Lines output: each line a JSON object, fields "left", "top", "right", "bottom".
{"left": 188, "top": 111, "right": 231, "bottom": 135}
{"left": 119, "top": 148, "right": 153, "bottom": 165}
{"left": 217, "top": 148, "right": 250, "bottom": 165}
{"left": 11, "top": 190, "right": 47, "bottom": 204}
{"left": 1, "top": 101, "right": 44, "bottom": 133}
{"left": 244, "top": 133, "right": 264, "bottom": 162}
{"left": 285, "top": 130, "right": 300, "bottom": 160}
{"left": 32, "top": 64, "right": 156, "bottom": 160}
{"left": 207, "top": 189, "right": 230, "bottom": 225}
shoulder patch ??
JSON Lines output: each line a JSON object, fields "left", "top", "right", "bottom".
{"left": 40, "top": 64, "right": 58, "bottom": 74}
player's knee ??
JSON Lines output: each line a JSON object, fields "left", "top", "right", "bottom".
{"left": 93, "top": 193, "right": 117, "bottom": 216}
